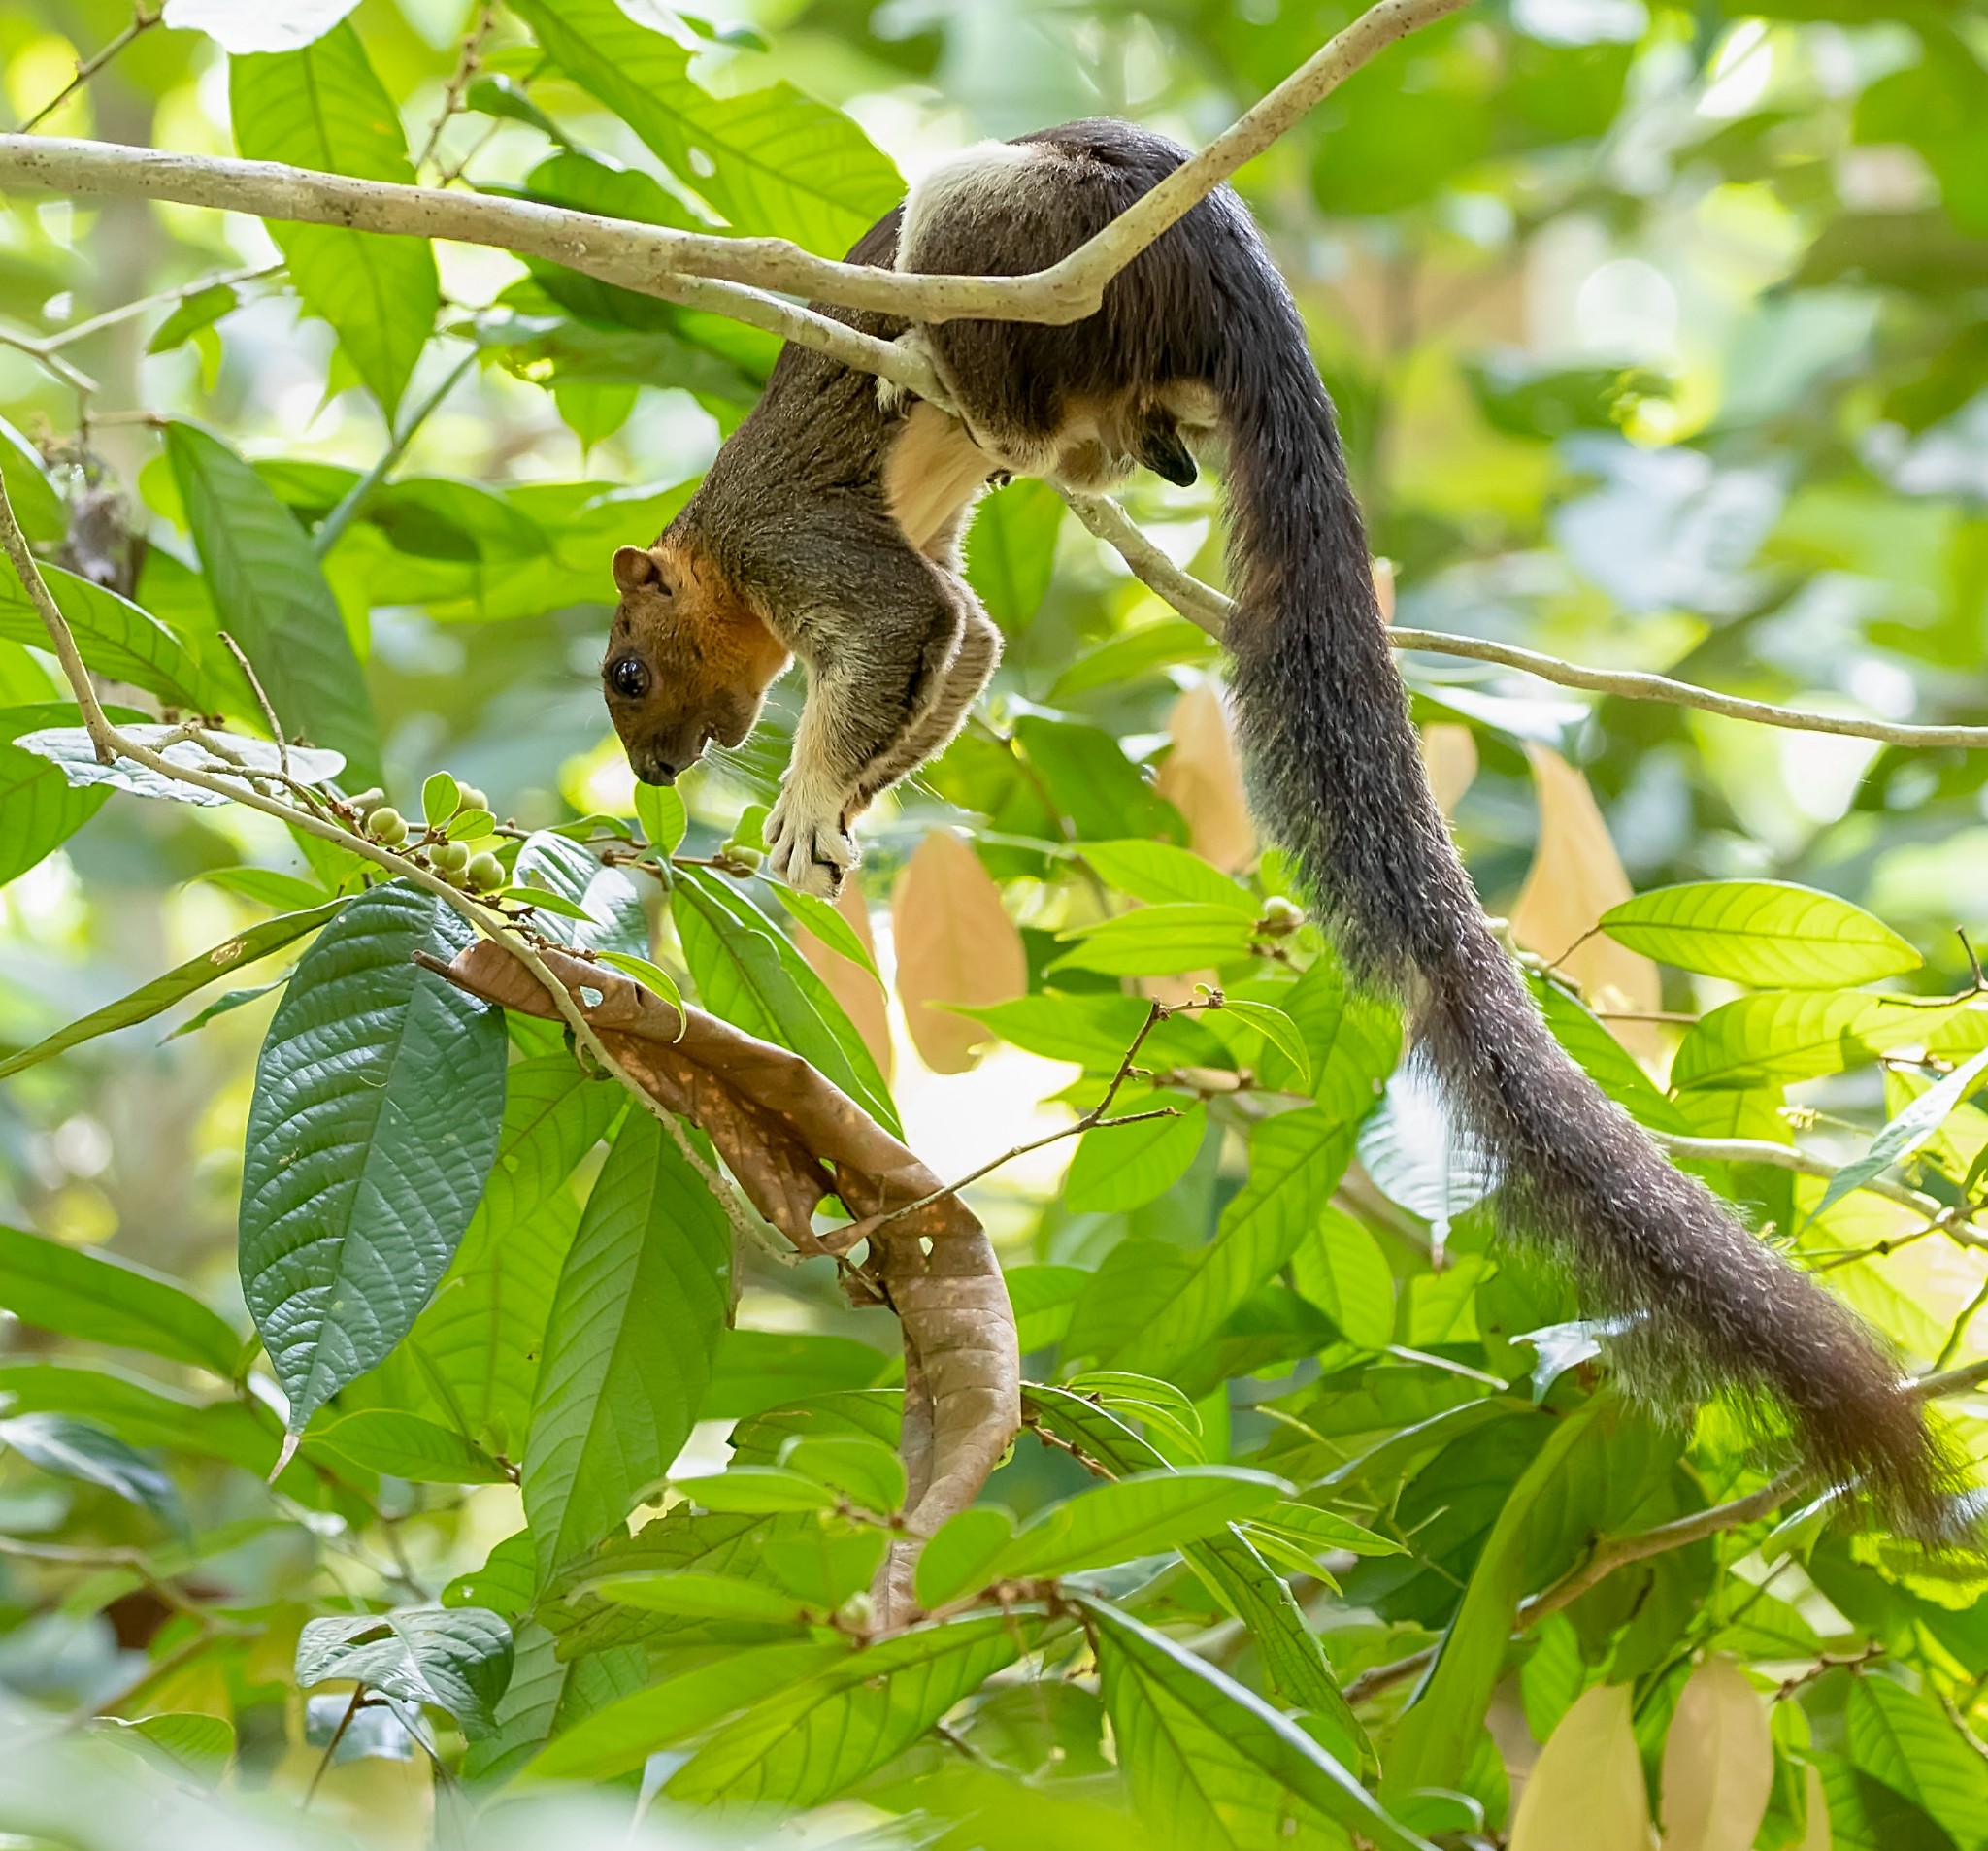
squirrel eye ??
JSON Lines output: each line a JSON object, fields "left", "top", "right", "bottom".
{"left": 608, "top": 655, "right": 650, "bottom": 700}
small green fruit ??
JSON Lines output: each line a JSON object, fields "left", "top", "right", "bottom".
{"left": 467, "top": 852, "right": 505, "bottom": 892}
{"left": 432, "top": 841, "right": 471, "bottom": 875}
{"left": 366, "top": 806, "right": 408, "bottom": 844}
{"left": 1261, "top": 896, "right": 1303, "bottom": 929}
{"left": 457, "top": 785, "right": 488, "bottom": 814}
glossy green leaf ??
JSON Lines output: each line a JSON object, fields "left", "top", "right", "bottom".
{"left": 511, "top": 0, "right": 901, "bottom": 255}
{"left": 463, "top": 1622, "right": 646, "bottom": 1785}
{"left": 229, "top": 23, "right": 437, "bottom": 413}
{"left": 166, "top": 421, "right": 381, "bottom": 784}
{"left": 313, "top": 1409, "right": 509, "bottom": 1483}
{"left": 0, "top": 902, "right": 342, "bottom": 1080}
{"left": 665, "top": 1614, "right": 1023, "bottom": 1809}
{"left": 0, "top": 418, "right": 64, "bottom": 542}
{"left": 966, "top": 478, "right": 1064, "bottom": 630}
{"left": 1052, "top": 903, "right": 1257, "bottom": 976}
{"left": 589, "top": 1570, "right": 814, "bottom": 1623}
{"left": 519, "top": 1640, "right": 847, "bottom": 1783}
{"left": 0, "top": 701, "right": 116, "bottom": 888}
{"left": 147, "top": 281, "right": 242, "bottom": 355}
{"left": 296, "top": 1603, "right": 514, "bottom": 1738}
{"left": 514, "top": 830, "right": 649, "bottom": 959}
{"left": 915, "top": 1505, "right": 1020, "bottom": 1610}
{"left": 0, "top": 1226, "right": 242, "bottom": 1377}
{"left": 1809, "top": 1043, "right": 1988, "bottom": 1225}
{"left": 1601, "top": 880, "right": 1921, "bottom": 988}
{"left": 949, "top": 992, "right": 1155, "bottom": 1068}
{"left": 522, "top": 1110, "right": 729, "bottom": 1580}
{"left": 670, "top": 1467, "right": 839, "bottom": 1514}
{"left": 994, "top": 1469, "right": 1287, "bottom": 1580}
{"left": 0, "top": 564, "right": 225, "bottom": 712}
{"left": 769, "top": 880, "right": 879, "bottom": 979}
{"left": 781, "top": 1434, "right": 907, "bottom": 1514}
{"left": 1845, "top": 1675, "right": 1988, "bottom": 1849}
{"left": 1672, "top": 991, "right": 1966, "bottom": 1092}
{"left": 1084, "top": 1599, "right": 1435, "bottom": 1851}
{"left": 1291, "top": 1206, "right": 1397, "bottom": 1349}
{"left": 0, "top": 1413, "right": 180, "bottom": 1524}
{"left": 239, "top": 881, "right": 506, "bottom": 1432}
{"left": 1065, "top": 1102, "right": 1205, "bottom": 1213}
{"left": 1215, "top": 999, "right": 1312, "bottom": 1089}
{"left": 1077, "top": 841, "right": 1257, "bottom": 913}
{"left": 673, "top": 866, "right": 898, "bottom": 1134}
{"left": 635, "top": 780, "right": 687, "bottom": 856}
{"left": 593, "top": 950, "right": 684, "bottom": 1013}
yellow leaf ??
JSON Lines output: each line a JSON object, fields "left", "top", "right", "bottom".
{"left": 797, "top": 873, "right": 892, "bottom": 1082}
{"left": 891, "top": 830, "right": 1027, "bottom": 1074}
{"left": 1510, "top": 742, "right": 1661, "bottom": 1060}
{"left": 1154, "top": 682, "right": 1255, "bottom": 873}
{"left": 1373, "top": 556, "right": 1396, "bottom": 622}
{"left": 1798, "top": 1761, "right": 1832, "bottom": 1851}
{"left": 1511, "top": 1683, "right": 1654, "bottom": 1851}
{"left": 1421, "top": 722, "right": 1478, "bottom": 817}
{"left": 1659, "top": 1656, "right": 1773, "bottom": 1851}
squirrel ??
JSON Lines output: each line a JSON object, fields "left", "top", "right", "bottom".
{"left": 602, "top": 118, "right": 1961, "bottom": 1536}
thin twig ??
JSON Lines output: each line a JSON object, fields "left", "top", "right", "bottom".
{"left": 302, "top": 1685, "right": 365, "bottom": 1810}
{"left": 41, "top": 262, "right": 282, "bottom": 350}
{"left": 217, "top": 631, "right": 289, "bottom": 777}
{"left": 16, "top": 8, "right": 161, "bottom": 135}
{"left": 824, "top": 997, "right": 1208, "bottom": 1250}
{"left": 414, "top": 3, "right": 496, "bottom": 175}
{"left": 314, "top": 346, "right": 479, "bottom": 558}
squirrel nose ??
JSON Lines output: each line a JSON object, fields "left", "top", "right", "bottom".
{"left": 635, "top": 756, "right": 678, "bottom": 786}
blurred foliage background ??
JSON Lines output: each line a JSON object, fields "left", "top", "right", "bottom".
{"left": 4, "top": 0, "right": 1988, "bottom": 1844}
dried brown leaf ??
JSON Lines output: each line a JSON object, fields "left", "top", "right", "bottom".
{"left": 1510, "top": 1684, "right": 1652, "bottom": 1851}
{"left": 1154, "top": 681, "right": 1255, "bottom": 873}
{"left": 1658, "top": 1656, "right": 1773, "bottom": 1851}
{"left": 891, "top": 829, "right": 1027, "bottom": 1074}
{"left": 1510, "top": 742, "right": 1661, "bottom": 1059}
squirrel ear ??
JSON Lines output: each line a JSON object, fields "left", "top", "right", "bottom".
{"left": 613, "top": 545, "right": 660, "bottom": 596}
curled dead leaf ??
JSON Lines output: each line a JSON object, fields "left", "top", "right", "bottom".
{"left": 891, "top": 830, "right": 1028, "bottom": 1074}
{"left": 1420, "top": 722, "right": 1478, "bottom": 817}
{"left": 1509, "top": 741, "right": 1662, "bottom": 1061}
{"left": 1154, "top": 681, "right": 1255, "bottom": 874}
{"left": 1658, "top": 1656, "right": 1773, "bottom": 1851}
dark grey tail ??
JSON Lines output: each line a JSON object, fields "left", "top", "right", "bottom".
{"left": 1212, "top": 269, "right": 1959, "bottom": 1537}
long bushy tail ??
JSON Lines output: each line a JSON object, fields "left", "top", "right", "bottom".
{"left": 1212, "top": 276, "right": 1959, "bottom": 1536}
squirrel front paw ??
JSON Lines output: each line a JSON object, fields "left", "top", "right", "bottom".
{"left": 767, "top": 787, "right": 857, "bottom": 898}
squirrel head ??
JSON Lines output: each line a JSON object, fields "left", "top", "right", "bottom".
{"left": 603, "top": 538, "right": 789, "bottom": 786}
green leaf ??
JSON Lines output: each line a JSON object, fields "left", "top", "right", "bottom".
{"left": 1600, "top": 880, "right": 1922, "bottom": 988}
{"left": 1048, "top": 617, "right": 1218, "bottom": 702}
{"left": 1846, "top": 1677, "right": 1988, "bottom": 1850}
{"left": 314, "top": 1409, "right": 509, "bottom": 1484}
{"left": 1065, "top": 1102, "right": 1204, "bottom": 1213}
{"left": 519, "top": 1640, "right": 847, "bottom": 1783}
{"left": 97, "top": 1711, "right": 235, "bottom": 1785}
{"left": 240, "top": 881, "right": 507, "bottom": 1432}
{"left": 0, "top": 1413, "right": 180, "bottom": 1524}
{"left": 670, "top": 1467, "right": 839, "bottom": 1513}
{"left": 463, "top": 1621, "right": 646, "bottom": 1785}
{"left": 0, "top": 702, "right": 116, "bottom": 888}
{"left": 1808, "top": 1043, "right": 1988, "bottom": 1225}
{"left": 674, "top": 867, "right": 899, "bottom": 1134}
{"left": 1387, "top": 1394, "right": 1614, "bottom": 1794}
{"left": 635, "top": 780, "right": 687, "bottom": 857}
{"left": 589, "top": 1569, "right": 814, "bottom": 1623}
{"left": 0, "top": 902, "right": 342, "bottom": 1080}
{"left": 1077, "top": 841, "right": 1257, "bottom": 914}
{"left": 949, "top": 993, "right": 1155, "bottom": 1068}
{"left": 966, "top": 478, "right": 1064, "bottom": 630}
{"left": 513, "top": 830, "right": 648, "bottom": 958}
{"left": 593, "top": 950, "right": 684, "bottom": 1013}
{"left": 296, "top": 1604, "right": 514, "bottom": 1739}
{"left": 781, "top": 1434, "right": 907, "bottom": 1515}
{"left": 523, "top": 1109, "right": 729, "bottom": 1581}
{"left": 421, "top": 771, "right": 460, "bottom": 827}
{"left": 1291, "top": 1206, "right": 1396, "bottom": 1349}
{"left": 0, "top": 564, "right": 225, "bottom": 712}
{"left": 916, "top": 1505, "right": 1020, "bottom": 1610}
{"left": 703, "top": 1329, "right": 889, "bottom": 1420}
{"left": 165, "top": 420, "right": 380, "bottom": 785}
{"left": 1014, "top": 715, "right": 1186, "bottom": 843}
{"left": 665, "top": 1613, "right": 1023, "bottom": 1809}
{"left": 0, "top": 1227, "right": 242, "bottom": 1377}
{"left": 1530, "top": 975, "right": 1688, "bottom": 1133}
{"left": 1218, "top": 1000, "right": 1311, "bottom": 1089}
{"left": 1356, "top": 1063, "right": 1497, "bottom": 1244}
{"left": 1084, "top": 1599, "right": 1435, "bottom": 1851}
{"left": 395, "top": 1059, "right": 620, "bottom": 1457}
{"left": 1052, "top": 904, "right": 1257, "bottom": 976}
{"left": 511, "top": 0, "right": 901, "bottom": 255}
{"left": 0, "top": 417, "right": 64, "bottom": 543}
{"left": 229, "top": 23, "right": 436, "bottom": 414}
{"left": 147, "top": 281, "right": 243, "bottom": 355}
{"left": 1242, "top": 1500, "right": 1402, "bottom": 1560}
{"left": 1672, "top": 991, "right": 1966, "bottom": 1091}
{"left": 15, "top": 723, "right": 346, "bottom": 808}
{"left": 993, "top": 1468, "right": 1287, "bottom": 1581}
{"left": 769, "top": 880, "right": 879, "bottom": 979}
